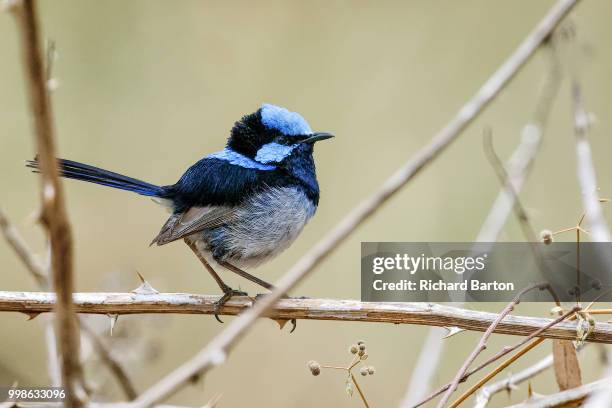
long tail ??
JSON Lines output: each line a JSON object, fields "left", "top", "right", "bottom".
{"left": 26, "top": 157, "right": 165, "bottom": 197}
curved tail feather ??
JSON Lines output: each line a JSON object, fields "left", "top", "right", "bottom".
{"left": 26, "top": 157, "right": 165, "bottom": 197}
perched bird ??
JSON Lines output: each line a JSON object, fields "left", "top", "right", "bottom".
{"left": 27, "top": 104, "right": 333, "bottom": 319}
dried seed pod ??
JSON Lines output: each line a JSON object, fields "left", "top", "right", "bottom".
{"left": 367, "top": 366, "right": 376, "bottom": 375}
{"left": 349, "top": 344, "right": 359, "bottom": 354}
{"left": 307, "top": 361, "right": 321, "bottom": 376}
{"left": 360, "top": 367, "right": 368, "bottom": 376}
{"left": 540, "top": 229, "right": 553, "bottom": 245}
{"left": 358, "top": 344, "right": 366, "bottom": 351}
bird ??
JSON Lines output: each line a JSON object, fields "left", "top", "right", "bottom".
{"left": 27, "top": 103, "right": 333, "bottom": 321}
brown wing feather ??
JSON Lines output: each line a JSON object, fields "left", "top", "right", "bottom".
{"left": 150, "top": 206, "right": 236, "bottom": 246}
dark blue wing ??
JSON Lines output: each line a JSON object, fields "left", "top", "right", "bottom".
{"left": 164, "top": 156, "right": 280, "bottom": 211}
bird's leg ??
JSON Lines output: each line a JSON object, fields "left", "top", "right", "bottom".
{"left": 219, "top": 261, "right": 299, "bottom": 333}
{"left": 184, "top": 239, "right": 247, "bottom": 323}
{"left": 218, "top": 261, "right": 276, "bottom": 291}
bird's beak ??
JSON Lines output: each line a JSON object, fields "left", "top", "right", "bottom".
{"left": 301, "top": 132, "right": 334, "bottom": 144}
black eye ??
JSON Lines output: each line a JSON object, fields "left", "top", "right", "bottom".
{"left": 275, "top": 135, "right": 297, "bottom": 145}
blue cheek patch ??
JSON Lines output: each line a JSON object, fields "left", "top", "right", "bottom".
{"left": 255, "top": 142, "right": 295, "bottom": 164}
{"left": 261, "top": 104, "right": 313, "bottom": 136}
{"left": 208, "top": 148, "right": 276, "bottom": 171}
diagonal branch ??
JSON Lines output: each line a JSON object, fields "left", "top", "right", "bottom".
{"left": 129, "top": 0, "right": 582, "bottom": 406}
{"left": 0, "top": 208, "right": 47, "bottom": 287}
{"left": 80, "top": 322, "right": 138, "bottom": 400}
{"left": 476, "top": 45, "right": 562, "bottom": 242}
{"left": 475, "top": 354, "right": 554, "bottom": 407}
{"left": 572, "top": 82, "right": 611, "bottom": 242}
{"left": 10, "top": 0, "right": 83, "bottom": 404}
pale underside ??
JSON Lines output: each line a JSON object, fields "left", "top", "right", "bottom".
{"left": 152, "top": 187, "right": 316, "bottom": 269}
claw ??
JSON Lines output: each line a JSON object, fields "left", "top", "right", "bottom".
{"left": 290, "top": 318, "right": 297, "bottom": 333}
{"left": 213, "top": 288, "right": 248, "bottom": 324}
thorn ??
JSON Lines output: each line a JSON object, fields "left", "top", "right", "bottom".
{"left": 136, "top": 271, "right": 145, "bottom": 284}
{"left": 23, "top": 311, "right": 41, "bottom": 321}
{"left": 290, "top": 318, "right": 297, "bottom": 333}
{"left": 273, "top": 318, "right": 289, "bottom": 330}
{"left": 443, "top": 326, "right": 466, "bottom": 339}
{"left": 528, "top": 382, "right": 533, "bottom": 398}
{"left": 107, "top": 313, "right": 118, "bottom": 336}
{"left": 131, "top": 271, "right": 159, "bottom": 295}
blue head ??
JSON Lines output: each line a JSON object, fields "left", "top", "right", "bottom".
{"left": 226, "top": 104, "right": 333, "bottom": 169}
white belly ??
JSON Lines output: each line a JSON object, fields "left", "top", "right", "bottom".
{"left": 196, "top": 187, "right": 316, "bottom": 269}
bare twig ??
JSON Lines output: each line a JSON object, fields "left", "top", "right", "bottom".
{"left": 0, "top": 208, "right": 47, "bottom": 287}
{"left": 80, "top": 321, "right": 138, "bottom": 400}
{"left": 11, "top": 0, "right": 82, "bottom": 403}
{"left": 475, "top": 354, "right": 554, "bottom": 407}
{"left": 399, "top": 327, "right": 447, "bottom": 407}
{"left": 414, "top": 307, "right": 580, "bottom": 407}
{"left": 506, "top": 377, "right": 612, "bottom": 408}
{"left": 482, "top": 128, "right": 539, "bottom": 243}
{"left": 448, "top": 338, "right": 547, "bottom": 408}
{"left": 127, "top": 1, "right": 581, "bottom": 405}
{"left": 350, "top": 372, "right": 370, "bottom": 408}
{"left": 2, "top": 292, "right": 609, "bottom": 343}
{"left": 572, "top": 82, "right": 610, "bottom": 242}
{"left": 477, "top": 45, "right": 562, "bottom": 242}
{"left": 436, "top": 284, "right": 557, "bottom": 407}
{"left": 475, "top": 343, "right": 554, "bottom": 407}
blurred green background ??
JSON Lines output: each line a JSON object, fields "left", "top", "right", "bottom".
{"left": 1, "top": 0, "right": 611, "bottom": 406}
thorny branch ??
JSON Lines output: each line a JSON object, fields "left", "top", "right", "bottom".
{"left": 9, "top": 0, "right": 84, "bottom": 405}
{"left": 1, "top": 292, "right": 609, "bottom": 343}
{"left": 474, "top": 353, "right": 554, "bottom": 407}
{"left": 506, "top": 377, "right": 612, "bottom": 408}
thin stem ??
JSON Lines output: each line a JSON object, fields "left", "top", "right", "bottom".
{"left": 448, "top": 338, "right": 546, "bottom": 408}
{"left": 351, "top": 372, "right": 370, "bottom": 408}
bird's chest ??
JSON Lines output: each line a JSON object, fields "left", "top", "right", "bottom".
{"left": 200, "top": 187, "right": 316, "bottom": 267}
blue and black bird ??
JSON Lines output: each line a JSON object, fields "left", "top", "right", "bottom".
{"left": 27, "top": 104, "right": 333, "bottom": 318}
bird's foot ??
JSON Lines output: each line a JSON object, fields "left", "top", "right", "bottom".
{"left": 214, "top": 287, "right": 248, "bottom": 323}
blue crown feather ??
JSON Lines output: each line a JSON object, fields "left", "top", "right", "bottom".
{"left": 261, "top": 104, "right": 312, "bottom": 136}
